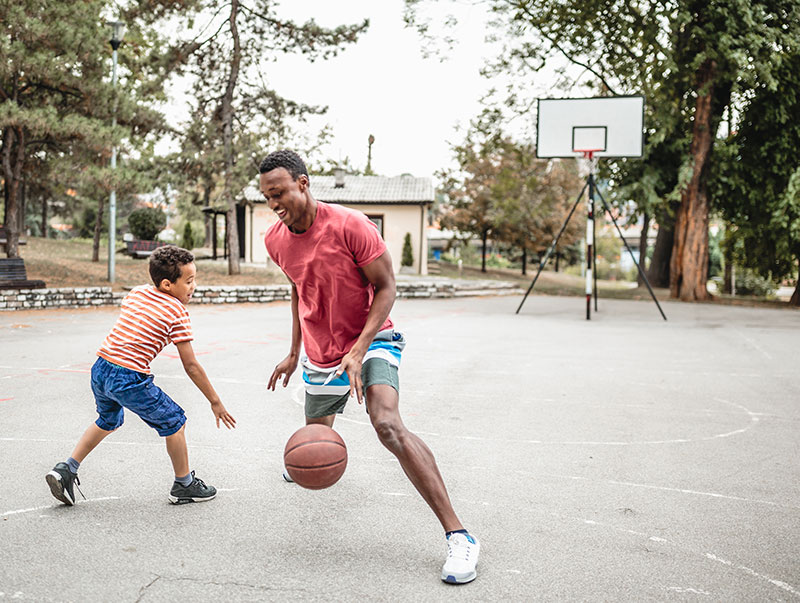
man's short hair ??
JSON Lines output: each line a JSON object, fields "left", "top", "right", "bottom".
{"left": 259, "top": 150, "right": 309, "bottom": 181}
{"left": 149, "top": 245, "right": 194, "bottom": 286}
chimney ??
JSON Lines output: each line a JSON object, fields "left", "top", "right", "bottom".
{"left": 334, "top": 168, "right": 345, "bottom": 188}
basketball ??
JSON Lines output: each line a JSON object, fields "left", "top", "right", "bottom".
{"left": 283, "top": 424, "right": 348, "bottom": 489}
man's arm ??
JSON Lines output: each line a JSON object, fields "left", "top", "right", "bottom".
{"left": 175, "top": 340, "right": 236, "bottom": 429}
{"left": 268, "top": 282, "right": 302, "bottom": 390}
{"left": 337, "top": 250, "right": 396, "bottom": 403}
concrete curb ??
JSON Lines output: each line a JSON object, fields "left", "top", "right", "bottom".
{"left": 0, "top": 281, "right": 523, "bottom": 311}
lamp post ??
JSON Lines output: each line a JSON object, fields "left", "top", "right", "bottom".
{"left": 107, "top": 21, "right": 125, "bottom": 283}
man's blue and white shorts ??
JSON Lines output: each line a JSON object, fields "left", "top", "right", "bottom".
{"left": 91, "top": 357, "right": 186, "bottom": 436}
{"left": 302, "top": 329, "right": 406, "bottom": 418}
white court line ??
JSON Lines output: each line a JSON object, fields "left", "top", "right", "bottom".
{"left": 704, "top": 553, "right": 800, "bottom": 598}
{"left": 537, "top": 472, "right": 793, "bottom": 509}
{"left": 287, "top": 389, "right": 761, "bottom": 446}
{"left": 732, "top": 328, "right": 773, "bottom": 361}
{"left": 2, "top": 496, "right": 120, "bottom": 517}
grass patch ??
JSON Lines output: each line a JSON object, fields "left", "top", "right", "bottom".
{"left": 18, "top": 237, "right": 287, "bottom": 291}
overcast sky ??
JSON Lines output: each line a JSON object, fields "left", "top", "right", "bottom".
{"left": 162, "top": 0, "right": 498, "bottom": 179}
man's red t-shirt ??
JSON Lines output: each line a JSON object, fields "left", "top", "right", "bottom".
{"left": 264, "top": 201, "right": 394, "bottom": 367}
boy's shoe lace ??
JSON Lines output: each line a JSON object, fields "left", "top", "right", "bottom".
{"left": 168, "top": 471, "right": 217, "bottom": 505}
{"left": 45, "top": 462, "right": 85, "bottom": 506}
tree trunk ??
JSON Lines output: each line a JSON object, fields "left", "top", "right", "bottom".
{"left": 2, "top": 126, "right": 25, "bottom": 259}
{"left": 222, "top": 0, "right": 242, "bottom": 275}
{"left": 637, "top": 213, "right": 650, "bottom": 287}
{"left": 41, "top": 194, "right": 48, "bottom": 238}
{"left": 92, "top": 197, "right": 105, "bottom": 262}
{"left": 670, "top": 59, "right": 716, "bottom": 301}
{"left": 481, "top": 228, "right": 488, "bottom": 272}
{"left": 203, "top": 183, "right": 212, "bottom": 247}
{"left": 722, "top": 249, "right": 733, "bottom": 294}
{"left": 521, "top": 246, "right": 527, "bottom": 276}
{"left": 648, "top": 219, "right": 673, "bottom": 288}
{"left": 791, "top": 259, "right": 800, "bottom": 306}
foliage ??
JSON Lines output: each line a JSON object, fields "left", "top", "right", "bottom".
{"left": 405, "top": 0, "right": 800, "bottom": 301}
{"left": 401, "top": 232, "right": 414, "bottom": 266}
{"left": 711, "top": 51, "right": 800, "bottom": 294}
{"left": 128, "top": 207, "right": 166, "bottom": 241}
{"left": 182, "top": 221, "right": 195, "bottom": 251}
{"left": 733, "top": 270, "right": 778, "bottom": 298}
{"left": 439, "top": 119, "right": 584, "bottom": 273}
{"left": 0, "top": 0, "right": 196, "bottom": 259}
{"left": 165, "top": 1, "right": 368, "bottom": 275}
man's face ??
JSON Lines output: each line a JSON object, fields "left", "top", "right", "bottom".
{"left": 259, "top": 167, "right": 309, "bottom": 230}
{"left": 161, "top": 262, "right": 196, "bottom": 305}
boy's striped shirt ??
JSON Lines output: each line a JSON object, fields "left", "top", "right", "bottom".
{"left": 97, "top": 285, "right": 193, "bottom": 374}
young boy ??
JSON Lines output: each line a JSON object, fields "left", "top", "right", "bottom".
{"left": 45, "top": 245, "right": 236, "bottom": 506}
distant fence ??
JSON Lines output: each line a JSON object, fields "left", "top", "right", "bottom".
{"left": 0, "top": 281, "right": 522, "bottom": 311}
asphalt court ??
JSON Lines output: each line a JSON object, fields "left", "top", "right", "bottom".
{"left": 1, "top": 294, "right": 798, "bottom": 601}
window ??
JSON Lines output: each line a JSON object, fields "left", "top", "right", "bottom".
{"left": 366, "top": 214, "right": 384, "bottom": 237}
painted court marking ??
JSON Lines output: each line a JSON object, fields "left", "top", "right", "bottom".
{"left": 2, "top": 497, "right": 120, "bottom": 518}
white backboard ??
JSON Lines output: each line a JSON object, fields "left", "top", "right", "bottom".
{"left": 536, "top": 96, "right": 645, "bottom": 158}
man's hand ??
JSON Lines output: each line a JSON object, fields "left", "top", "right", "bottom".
{"left": 336, "top": 346, "right": 366, "bottom": 404}
{"left": 210, "top": 400, "right": 236, "bottom": 429}
{"left": 268, "top": 354, "right": 299, "bottom": 390}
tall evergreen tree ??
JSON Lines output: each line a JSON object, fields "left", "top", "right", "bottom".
{"left": 172, "top": 2, "right": 368, "bottom": 274}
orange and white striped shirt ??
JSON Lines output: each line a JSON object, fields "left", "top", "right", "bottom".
{"left": 97, "top": 285, "right": 193, "bottom": 374}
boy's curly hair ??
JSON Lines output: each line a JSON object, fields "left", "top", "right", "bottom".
{"left": 149, "top": 245, "right": 194, "bottom": 286}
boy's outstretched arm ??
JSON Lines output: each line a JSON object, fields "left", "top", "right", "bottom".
{"left": 175, "top": 341, "right": 236, "bottom": 429}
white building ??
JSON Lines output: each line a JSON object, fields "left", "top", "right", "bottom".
{"left": 241, "top": 173, "right": 433, "bottom": 275}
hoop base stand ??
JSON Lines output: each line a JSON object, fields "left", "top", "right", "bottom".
{"left": 516, "top": 152, "right": 667, "bottom": 321}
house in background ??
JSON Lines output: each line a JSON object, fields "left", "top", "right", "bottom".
{"left": 241, "top": 172, "right": 433, "bottom": 275}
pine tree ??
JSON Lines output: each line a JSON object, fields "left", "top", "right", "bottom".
{"left": 402, "top": 233, "right": 414, "bottom": 267}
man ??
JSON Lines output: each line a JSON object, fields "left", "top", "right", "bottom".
{"left": 261, "top": 150, "right": 479, "bottom": 584}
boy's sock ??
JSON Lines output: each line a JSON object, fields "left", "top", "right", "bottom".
{"left": 66, "top": 457, "right": 80, "bottom": 474}
{"left": 175, "top": 472, "right": 193, "bottom": 487}
{"left": 446, "top": 529, "right": 469, "bottom": 539}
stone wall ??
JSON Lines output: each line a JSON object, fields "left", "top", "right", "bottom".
{"left": 1, "top": 281, "right": 521, "bottom": 311}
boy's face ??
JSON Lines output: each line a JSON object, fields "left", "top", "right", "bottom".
{"left": 159, "top": 262, "right": 196, "bottom": 305}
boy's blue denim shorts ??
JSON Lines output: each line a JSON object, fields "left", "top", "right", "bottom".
{"left": 91, "top": 357, "right": 186, "bottom": 437}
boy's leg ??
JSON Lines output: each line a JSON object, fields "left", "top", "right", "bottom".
{"left": 165, "top": 424, "right": 189, "bottom": 477}
{"left": 71, "top": 423, "right": 116, "bottom": 462}
{"left": 165, "top": 425, "right": 216, "bottom": 504}
{"left": 46, "top": 424, "right": 116, "bottom": 506}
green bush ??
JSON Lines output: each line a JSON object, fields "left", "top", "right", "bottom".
{"left": 128, "top": 207, "right": 166, "bottom": 241}
{"left": 402, "top": 232, "right": 414, "bottom": 267}
{"left": 182, "top": 221, "right": 195, "bottom": 250}
{"left": 734, "top": 269, "right": 778, "bottom": 297}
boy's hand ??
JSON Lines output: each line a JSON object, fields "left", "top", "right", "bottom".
{"left": 210, "top": 400, "right": 236, "bottom": 429}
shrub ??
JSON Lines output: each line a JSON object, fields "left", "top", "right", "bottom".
{"left": 128, "top": 208, "right": 166, "bottom": 241}
{"left": 402, "top": 232, "right": 414, "bottom": 267}
{"left": 734, "top": 269, "right": 778, "bottom": 297}
{"left": 182, "top": 221, "right": 195, "bottom": 250}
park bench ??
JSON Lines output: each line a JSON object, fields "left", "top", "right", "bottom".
{"left": 125, "top": 239, "right": 168, "bottom": 259}
{"left": 0, "top": 226, "right": 27, "bottom": 249}
{"left": 0, "top": 258, "right": 46, "bottom": 290}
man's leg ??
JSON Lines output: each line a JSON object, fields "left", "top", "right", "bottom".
{"left": 306, "top": 414, "right": 336, "bottom": 427}
{"left": 365, "top": 383, "right": 463, "bottom": 532}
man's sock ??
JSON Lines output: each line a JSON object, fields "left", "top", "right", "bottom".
{"left": 446, "top": 529, "right": 469, "bottom": 539}
{"left": 66, "top": 457, "right": 80, "bottom": 474}
{"left": 175, "top": 472, "right": 193, "bottom": 487}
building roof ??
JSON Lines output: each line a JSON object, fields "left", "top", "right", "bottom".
{"left": 243, "top": 174, "right": 434, "bottom": 205}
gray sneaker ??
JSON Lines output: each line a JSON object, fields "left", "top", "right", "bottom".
{"left": 168, "top": 471, "right": 216, "bottom": 505}
{"left": 46, "top": 462, "right": 83, "bottom": 506}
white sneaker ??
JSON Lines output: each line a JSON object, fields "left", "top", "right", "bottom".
{"left": 282, "top": 469, "right": 294, "bottom": 483}
{"left": 441, "top": 532, "right": 480, "bottom": 584}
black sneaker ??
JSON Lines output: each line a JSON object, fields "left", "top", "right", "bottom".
{"left": 168, "top": 471, "right": 216, "bottom": 505}
{"left": 46, "top": 462, "right": 83, "bottom": 506}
